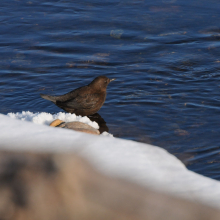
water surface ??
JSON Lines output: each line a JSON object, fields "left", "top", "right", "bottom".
{"left": 1, "top": 0, "right": 220, "bottom": 179}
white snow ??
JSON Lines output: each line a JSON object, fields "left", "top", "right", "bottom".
{"left": 1, "top": 113, "right": 220, "bottom": 209}
{"left": 100, "top": 131, "right": 113, "bottom": 137}
{"left": 7, "top": 111, "right": 99, "bottom": 129}
{"left": 7, "top": 111, "right": 113, "bottom": 137}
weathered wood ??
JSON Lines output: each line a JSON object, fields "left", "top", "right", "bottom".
{"left": 0, "top": 151, "right": 219, "bottom": 220}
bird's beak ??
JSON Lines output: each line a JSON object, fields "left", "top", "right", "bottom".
{"left": 110, "top": 78, "right": 116, "bottom": 82}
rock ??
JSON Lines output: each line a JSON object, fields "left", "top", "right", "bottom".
{"left": 49, "top": 119, "right": 64, "bottom": 127}
{"left": 50, "top": 119, "right": 100, "bottom": 135}
{"left": 0, "top": 151, "right": 220, "bottom": 220}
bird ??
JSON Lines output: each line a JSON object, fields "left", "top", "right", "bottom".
{"left": 40, "top": 75, "right": 115, "bottom": 116}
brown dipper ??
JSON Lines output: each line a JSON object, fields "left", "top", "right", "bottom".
{"left": 40, "top": 75, "right": 115, "bottom": 116}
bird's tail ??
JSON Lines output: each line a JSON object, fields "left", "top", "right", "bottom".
{"left": 40, "top": 94, "right": 57, "bottom": 103}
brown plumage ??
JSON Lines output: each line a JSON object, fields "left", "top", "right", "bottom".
{"left": 40, "top": 75, "right": 115, "bottom": 116}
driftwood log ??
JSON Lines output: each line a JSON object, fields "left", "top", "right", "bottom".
{"left": 0, "top": 151, "right": 219, "bottom": 220}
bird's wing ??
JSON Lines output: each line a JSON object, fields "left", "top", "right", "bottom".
{"left": 56, "top": 93, "right": 101, "bottom": 110}
{"left": 54, "top": 86, "right": 87, "bottom": 102}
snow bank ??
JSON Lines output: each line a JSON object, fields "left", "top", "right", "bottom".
{"left": 7, "top": 111, "right": 113, "bottom": 137}
{"left": 1, "top": 113, "right": 220, "bottom": 210}
{"left": 7, "top": 111, "right": 99, "bottom": 129}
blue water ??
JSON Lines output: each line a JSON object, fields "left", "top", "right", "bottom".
{"left": 1, "top": 0, "right": 220, "bottom": 179}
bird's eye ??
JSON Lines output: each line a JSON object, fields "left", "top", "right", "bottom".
{"left": 105, "top": 81, "right": 107, "bottom": 83}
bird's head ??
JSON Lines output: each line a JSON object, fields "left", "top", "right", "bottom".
{"left": 89, "top": 76, "right": 115, "bottom": 91}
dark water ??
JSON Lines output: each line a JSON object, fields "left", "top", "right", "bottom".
{"left": 1, "top": 0, "right": 220, "bottom": 179}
